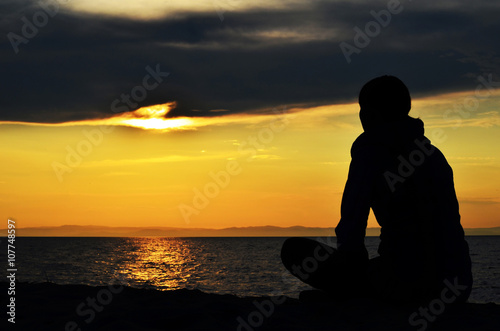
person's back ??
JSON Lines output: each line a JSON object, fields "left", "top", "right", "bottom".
{"left": 281, "top": 75, "right": 472, "bottom": 304}
{"left": 338, "top": 112, "right": 472, "bottom": 302}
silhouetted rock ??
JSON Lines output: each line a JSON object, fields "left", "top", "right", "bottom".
{"left": 2, "top": 282, "right": 499, "bottom": 331}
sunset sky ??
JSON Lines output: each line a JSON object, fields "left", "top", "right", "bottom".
{"left": 1, "top": 0, "right": 499, "bottom": 231}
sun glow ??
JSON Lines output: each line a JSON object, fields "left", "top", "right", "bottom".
{"left": 0, "top": 90, "right": 499, "bottom": 229}
{"left": 0, "top": 101, "right": 299, "bottom": 131}
{"left": 0, "top": 102, "right": 195, "bottom": 131}
{"left": 115, "top": 103, "right": 193, "bottom": 130}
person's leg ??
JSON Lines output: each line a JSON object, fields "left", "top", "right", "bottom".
{"left": 366, "top": 256, "right": 398, "bottom": 302}
{"left": 367, "top": 256, "right": 474, "bottom": 304}
{"left": 281, "top": 237, "right": 337, "bottom": 290}
{"left": 281, "top": 237, "right": 368, "bottom": 298}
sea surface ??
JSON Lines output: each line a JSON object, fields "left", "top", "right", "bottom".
{"left": 2, "top": 236, "right": 499, "bottom": 303}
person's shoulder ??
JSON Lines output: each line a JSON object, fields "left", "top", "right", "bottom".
{"left": 350, "top": 133, "right": 367, "bottom": 157}
{"left": 421, "top": 140, "right": 453, "bottom": 169}
{"left": 350, "top": 132, "right": 383, "bottom": 159}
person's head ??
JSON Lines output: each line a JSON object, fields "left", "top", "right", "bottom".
{"left": 358, "top": 75, "right": 411, "bottom": 131}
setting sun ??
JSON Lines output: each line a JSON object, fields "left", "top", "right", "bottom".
{"left": 112, "top": 103, "right": 194, "bottom": 131}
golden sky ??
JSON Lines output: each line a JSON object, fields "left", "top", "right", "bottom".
{"left": 1, "top": 89, "right": 499, "bottom": 230}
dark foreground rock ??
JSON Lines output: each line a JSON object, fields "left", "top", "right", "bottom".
{"left": 1, "top": 282, "right": 499, "bottom": 331}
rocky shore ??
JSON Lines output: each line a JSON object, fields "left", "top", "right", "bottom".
{"left": 2, "top": 282, "right": 499, "bottom": 330}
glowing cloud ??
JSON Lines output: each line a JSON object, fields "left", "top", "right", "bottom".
{"left": 0, "top": 103, "right": 195, "bottom": 132}
{"left": 111, "top": 103, "right": 193, "bottom": 130}
{"left": 0, "top": 102, "right": 299, "bottom": 131}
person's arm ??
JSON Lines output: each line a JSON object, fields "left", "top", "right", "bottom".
{"left": 335, "top": 147, "right": 373, "bottom": 260}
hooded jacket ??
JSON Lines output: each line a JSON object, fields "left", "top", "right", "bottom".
{"left": 335, "top": 116, "right": 472, "bottom": 298}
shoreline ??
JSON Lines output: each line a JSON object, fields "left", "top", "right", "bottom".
{"left": 2, "top": 225, "right": 499, "bottom": 237}
{"left": 2, "top": 282, "right": 499, "bottom": 330}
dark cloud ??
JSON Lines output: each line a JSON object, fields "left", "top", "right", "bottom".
{"left": 1, "top": 0, "right": 499, "bottom": 123}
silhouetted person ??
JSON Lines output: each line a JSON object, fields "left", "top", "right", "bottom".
{"left": 281, "top": 76, "right": 472, "bottom": 304}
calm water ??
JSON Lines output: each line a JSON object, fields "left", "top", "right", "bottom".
{"left": 2, "top": 236, "right": 499, "bottom": 303}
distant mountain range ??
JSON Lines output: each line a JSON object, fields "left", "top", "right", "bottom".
{"left": 1, "top": 225, "right": 499, "bottom": 237}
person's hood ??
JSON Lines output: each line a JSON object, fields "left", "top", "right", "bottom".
{"left": 351, "top": 116, "right": 425, "bottom": 156}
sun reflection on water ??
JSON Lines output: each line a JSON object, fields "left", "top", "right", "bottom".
{"left": 116, "top": 238, "right": 198, "bottom": 290}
